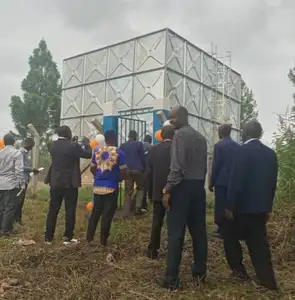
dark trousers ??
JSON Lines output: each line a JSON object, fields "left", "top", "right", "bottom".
{"left": 15, "top": 184, "right": 28, "bottom": 223}
{"left": 45, "top": 187, "right": 78, "bottom": 242}
{"left": 214, "top": 186, "right": 227, "bottom": 236}
{"left": 165, "top": 180, "right": 208, "bottom": 283}
{"left": 87, "top": 191, "right": 118, "bottom": 245}
{"left": 148, "top": 201, "right": 166, "bottom": 253}
{"left": 0, "top": 189, "right": 18, "bottom": 234}
{"left": 223, "top": 213, "right": 277, "bottom": 289}
{"left": 142, "top": 172, "right": 148, "bottom": 210}
{"left": 123, "top": 170, "right": 145, "bottom": 215}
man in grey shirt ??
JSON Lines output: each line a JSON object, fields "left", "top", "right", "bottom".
{"left": 0, "top": 134, "right": 25, "bottom": 236}
{"left": 157, "top": 106, "right": 208, "bottom": 290}
{"left": 15, "top": 138, "right": 39, "bottom": 225}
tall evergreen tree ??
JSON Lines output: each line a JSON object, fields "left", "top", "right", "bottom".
{"left": 10, "top": 39, "right": 61, "bottom": 139}
{"left": 240, "top": 79, "right": 258, "bottom": 130}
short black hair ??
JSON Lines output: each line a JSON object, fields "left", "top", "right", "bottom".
{"left": 144, "top": 134, "right": 152, "bottom": 144}
{"left": 161, "top": 126, "right": 174, "bottom": 140}
{"left": 219, "top": 124, "right": 232, "bottom": 137}
{"left": 128, "top": 130, "right": 137, "bottom": 140}
{"left": 23, "top": 137, "right": 35, "bottom": 148}
{"left": 104, "top": 130, "right": 117, "bottom": 144}
{"left": 3, "top": 134, "right": 15, "bottom": 146}
{"left": 243, "top": 120, "right": 263, "bottom": 139}
{"left": 55, "top": 125, "right": 72, "bottom": 140}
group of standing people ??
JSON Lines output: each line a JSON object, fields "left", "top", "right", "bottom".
{"left": 0, "top": 135, "right": 40, "bottom": 236}
{"left": 0, "top": 104, "right": 279, "bottom": 292}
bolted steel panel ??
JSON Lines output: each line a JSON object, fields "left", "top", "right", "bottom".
{"left": 61, "top": 87, "right": 83, "bottom": 119}
{"left": 84, "top": 49, "right": 108, "bottom": 84}
{"left": 63, "top": 56, "right": 85, "bottom": 89}
{"left": 201, "top": 87, "right": 214, "bottom": 120}
{"left": 199, "top": 119, "right": 214, "bottom": 150}
{"left": 227, "top": 99, "right": 240, "bottom": 128}
{"left": 185, "top": 78, "right": 202, "bottom": 116}
{"left": 60, "top": 118, "right": 82, "bottom": 137}
{"left": 188, "top": 114, "right": 200, "bottom": 131}
{"left": 166, "top": 31, "right": 185, "bottom": 74}
{"left": 135, "top": 31, "right": 166, "bottom": 73}
{"left": 186, "top": 44, "right": 202, "bottom": 82}
{"left": 202, "top": 53, "right": 217, "bottom": 87}
{"left": 106, "top": 76, "right": 133, "bottom": 111}
{"left": 165, "top": 70, "right": 184, "bottom": 107}
{"left": 133, "top": 70, "right": 165, "bottom": 109}
{"left": 108, "top": 40, "right": 135, "bottom": 79}
{"left": 228, "top": 70, "right": 241, "bottom": 101}
{"left": 81, "top": 115, "right": 103, "bottom": 138}
{"left": 83, "top": 82, "right": 105, "bottom": 116}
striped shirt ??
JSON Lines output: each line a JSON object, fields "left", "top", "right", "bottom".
{"left": 165, "top": 125, "right": 207, "bottom": 192}
{"left": 19, "top": 147, "right": 33, "bottom": 183}
{"left": 0, "top": 146, "right": 25, "bottom": 190}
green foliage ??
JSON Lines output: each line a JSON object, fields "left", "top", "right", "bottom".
{"left": 240, "top": 79, "right": 258, "bottom": 130}
{"left": 9, "top": 39, "right": 61, "bottom": 139}
{"left": 275, "top": 66, "right": 295, "bottom": 204}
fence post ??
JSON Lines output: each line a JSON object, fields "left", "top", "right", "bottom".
{"left": 153, "top": 98, "right": 170, "bottom": 144}
{"left": 27, "top": 124, "right": 40, "bottom": 198}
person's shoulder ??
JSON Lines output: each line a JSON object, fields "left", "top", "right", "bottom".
{"left": 117, "top": 147, "right": 126, "bottom": 156}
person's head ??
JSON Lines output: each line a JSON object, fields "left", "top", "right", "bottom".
{"left": 128, "top": 130, "right": 138, "bottom": 141}
{"left": 169, "top": 106, "right": 189, "bottom": 129}
{"left": 55, "top": 125, "right": 72, "bottom": 140}
{"left": 218, "top": 124, "right": 232, "bottom": 139}
{"left": 242, "top": 120, "right": 263, "bottom": 142}
{"left": 22, "top": 137, "right": 35, "bottom": 151}
{"left": 144, "top": 134, "right": 152, "bottom": 144}
{"left": 104, "top": 130, "right": 118, "bottom": 146}
{"left": 3, "top": 134, "right": 15, "bottom": 146}
{"left": 161, "top": 125, "right": 175, "bottom": 141}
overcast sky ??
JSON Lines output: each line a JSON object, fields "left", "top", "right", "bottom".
{"left": 0, "top": 0, "right": 294, "bottom": 144}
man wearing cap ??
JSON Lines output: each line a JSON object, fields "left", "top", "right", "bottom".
{"left": 15, "top": 138, "right": 40, "bottom": 226}
{"left": 209, "top": 124, "right": 240, "bottom": 238}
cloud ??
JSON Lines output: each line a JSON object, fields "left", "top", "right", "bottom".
{"left": 0, "top": 0, "right": 294, "bottom": 144}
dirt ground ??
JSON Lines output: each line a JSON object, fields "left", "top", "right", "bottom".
{"left": 0, "top": 195, "right": 294, "bottom": 299}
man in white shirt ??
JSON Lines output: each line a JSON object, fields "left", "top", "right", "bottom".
{"left": 0, "top": 134, "right": 25, "bottom": 236}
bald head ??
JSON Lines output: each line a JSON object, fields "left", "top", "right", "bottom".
{"left": 3, "top": 134, "right": 15, "bottom": 146}
{"left": 218, "top": 124, "right": 232, "bottom": 139}
{"left": 242, "top": 120, "right": 263, "bottom": 142}
{"left": 169, "top": 106, "right": 189, "bottom": 129}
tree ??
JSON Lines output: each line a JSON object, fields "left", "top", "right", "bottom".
{"left": 10, "top": 39, "right": 61, "bottom": 139}
{"left": 240, "top": 79, "right": 258, "bottom": 130}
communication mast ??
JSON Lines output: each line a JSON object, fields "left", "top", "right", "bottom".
{"left": 209, "top": 43, "right": 232, "bottom": 146}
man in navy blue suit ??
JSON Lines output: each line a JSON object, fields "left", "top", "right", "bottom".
{"left": 223, "top": 120, "right": 278, "bottom": 290}
{"left": 209, "top": 124, "right": 239, "bottom": 238}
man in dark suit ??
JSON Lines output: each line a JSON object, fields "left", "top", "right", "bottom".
{"left": 223, "top": 120, "right": 278, "bottom": 290}
{"left": 157, "top": 106, "right": 208, "bottom": 290}
{"left": 142, "top": 134, "right": 152, "bottom": 212}
{"left": 120, "top": 130, "right": 145, "bottom": 216}
{"left": 44, "top": 125, "right": 92, "bottom": 245}
{"left": 146, "top": 126, "right": 174, "bottom": 259}
{"left": 209, "top": 124, "right": 240, "bottom": 238}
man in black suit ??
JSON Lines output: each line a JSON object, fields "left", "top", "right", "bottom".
{"left": 146, "top": 126, "right": 174, "bottom": 259}
{"left": 223, "top": 120, "right": 278, "bottom": 290}
{"left": 44, "top": 125, "right": 92, "bottom": 245}
{"left": 209, "top": 124, "right": 240, "bottom": 238}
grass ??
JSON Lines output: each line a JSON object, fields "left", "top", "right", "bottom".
{"left": 0, "top": 188, "right": 295, "bottom": 299}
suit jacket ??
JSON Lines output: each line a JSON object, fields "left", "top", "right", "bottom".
{"left": 147, "top": 140, "right": 172, "bottom": 201}
{"left": 210, "top": 137, "right": 240, "bottom": 187}
{"left": 45, "top": 139, "right": 92, "bottom": 188}
{"left": 226, "top": 139, "right": 278, "bottom": 215}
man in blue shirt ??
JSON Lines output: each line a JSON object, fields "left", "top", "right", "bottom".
{"left": 120, "top": 130, "right": 145, "bottom": 216}
{"left": 87, "top": 130, "right": 127, "bottom": 246}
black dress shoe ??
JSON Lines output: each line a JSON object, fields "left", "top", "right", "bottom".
{"left": 156, "top": 275, "right": 179, "bottom": 291}
{"left": 147, "top": 249, "right": 158, "bottom": 260}
{"left": 231, "top": 270, "right": 251, "bottom": 281}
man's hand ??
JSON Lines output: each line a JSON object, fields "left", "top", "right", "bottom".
{"left": 208, "top": 184, "right": 214, "bottom": 193}
{"left": 32, "top": 168, "right": 40, "bottom": 175}
{"left": 224, "top": 209, "right": 234, "bottom": 220}
{"left": 162, "top": 193, "right": 170, "bottom": 210}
